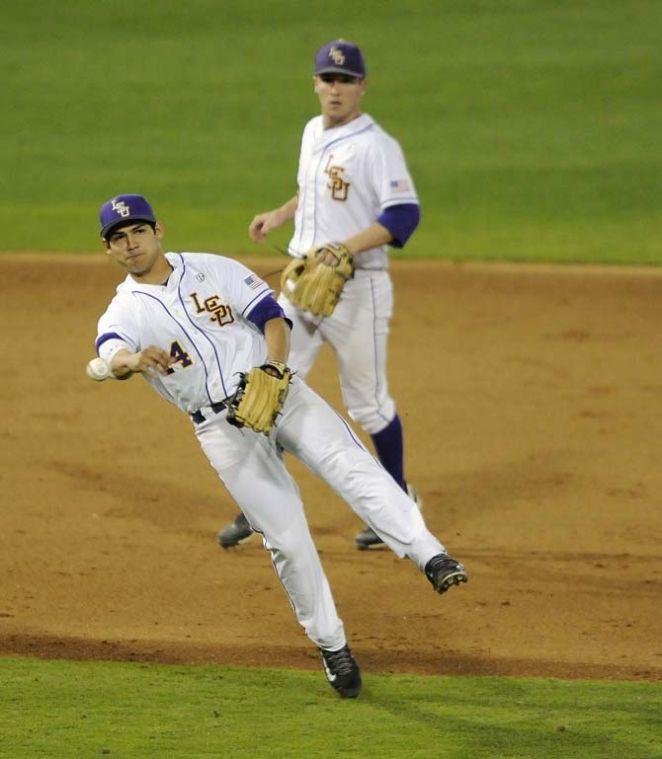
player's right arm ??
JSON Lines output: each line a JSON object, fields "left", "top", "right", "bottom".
{"left": 110, "top": 347, "right": 175, "bottom": 379}
{"left": 248, "top": 195, "right": 298, "bottom": 243}
{"left": 96, "top": 300, "right": 173, "bottom": 380}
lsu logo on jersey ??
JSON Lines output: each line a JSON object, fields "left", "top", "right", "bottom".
{"left": 190, "top": 292, "right": 235, "bottom": 327}
{"left": 324, "top": 155, "right": 350, "bottom": 201}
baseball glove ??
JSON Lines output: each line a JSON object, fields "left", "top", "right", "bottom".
{"left": 226, "top": 361, "right": 292, "bottom": 435}
{"left": 280, "top": 242, "right": 354, "bottom": 317}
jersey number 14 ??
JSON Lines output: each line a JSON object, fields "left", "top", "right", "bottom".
{"left": 166, "top": 341, "right": 192, "bottom": 374}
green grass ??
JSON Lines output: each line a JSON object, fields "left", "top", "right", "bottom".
{"left": 1, "top": 1, "right": 660, "bottom": 262}
{"left": 1, "top": 657, "right": 660, "bottom": 758}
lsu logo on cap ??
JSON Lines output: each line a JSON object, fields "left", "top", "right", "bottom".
{"left": 329, "top": 46, "right": 345, "bottom": 65}
{"left": 111, "top": 199, "right": 131, "bottom": 217}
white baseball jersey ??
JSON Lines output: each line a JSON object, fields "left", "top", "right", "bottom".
{"left": 95, "top": 252, "right": 272, "bottom": 413}
{"left": 289, "top": 113, "right": 419, "bottom": 269}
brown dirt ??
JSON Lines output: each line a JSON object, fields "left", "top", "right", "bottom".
{"left": 1, "top": 254, "right": 661, "bottom": 681}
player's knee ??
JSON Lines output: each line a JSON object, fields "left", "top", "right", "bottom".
{"left": 347, "top": 400, "right": 396, "bottom": 435}
{"left": 269, "top": 537, "right": 318, "bottom": 573}
{"left": 265, "top": 521, "right": 315, "bottom": 560}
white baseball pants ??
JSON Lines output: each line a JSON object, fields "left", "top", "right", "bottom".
{"left": 194, "top": 376, "right": 444, "bottom": 651}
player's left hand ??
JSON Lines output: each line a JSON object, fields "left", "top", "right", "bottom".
{"left": 226, "top": 361, "right": 292, "bottom": 435}
{"left": 314, "top": 245, "right": 344, "bottom": 266}
{"left": 280, "top": 242, "right": 354, "bottom": 317}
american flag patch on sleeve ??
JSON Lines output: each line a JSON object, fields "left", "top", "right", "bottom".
{"left": 243, "top": 274, "right": 263, "bottom": 290}
{"left": 390, "top": 179, "right": 411, "bottom": 193}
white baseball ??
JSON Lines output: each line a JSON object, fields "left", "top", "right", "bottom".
{"left": 86, "top": 357, "right": 112, "bottom": 382}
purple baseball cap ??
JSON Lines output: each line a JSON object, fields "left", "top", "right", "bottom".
{"left": 314, "top": 39, "right": 366, "bottom": 78}
{"left": 99, "top": 194, "right": 157, "bottom": 238}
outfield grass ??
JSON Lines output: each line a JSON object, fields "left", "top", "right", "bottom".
{"left": 1, "top": 658, "right": 660, "bottom": 758}
{"left": 2, "top": 1, "right": 659, "bottom": 261}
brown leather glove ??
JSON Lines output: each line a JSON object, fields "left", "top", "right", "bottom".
{"left": 280, "top": 243, "right": 354, "bottom": 317}
{"left": 226, "top": 361, "right": 292, "bottom": 434}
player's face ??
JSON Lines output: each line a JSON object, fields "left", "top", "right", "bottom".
{"left": 103, "top": 221, "right": 167, "bottom": 281}
{"left": 314, "top": 74, "right": 367, "bottom": 128}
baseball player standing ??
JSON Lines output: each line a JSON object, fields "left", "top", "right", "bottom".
{"left": 218, "top": 39, "right": 424, "bottom": 550}
{"left": 92, "top": 193, "right": 467, "bottom": 699}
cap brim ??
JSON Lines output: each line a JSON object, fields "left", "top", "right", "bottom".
{"left": 101, "top": 216, "right": 155, "bottom": 238}
{"left": 315, "top": 66, "right": 365, "bottom": 78}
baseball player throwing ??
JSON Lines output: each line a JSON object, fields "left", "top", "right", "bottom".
{"left": 91, "top": 193, "right": 468, "bottom": 698}
{"left": 218, "top": 39, "right": 424, "bottom": 551}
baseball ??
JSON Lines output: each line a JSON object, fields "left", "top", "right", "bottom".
{"left": 86, "top": 357, "right": 112, "bottom": 382}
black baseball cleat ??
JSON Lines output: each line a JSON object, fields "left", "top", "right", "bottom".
{"left": 217, "top": 512, "right": 253, "bottom": 549}
{"left": 320, "top": 644, "right": 362, "bottom": 698}
{"left": 425, "top": 553, "right": 469, "bottom": 595}
{"left": 354, "top": 524, "right": 383, "bottom": 550}
{"left": 355, "top": 484, "right": 422, "bottom": 550}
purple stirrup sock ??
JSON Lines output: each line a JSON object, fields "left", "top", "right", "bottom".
{"left": 370, "top": 414, "right": 406, "bottom": 492}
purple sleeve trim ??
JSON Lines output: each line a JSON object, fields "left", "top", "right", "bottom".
{"left": 377, "top": 203, "right": 420, "bottom": 248}
{"left": 241, "top": 286, "right": 272, "bottom": 317}
{"left": 247, "top": 295, "right": 293, "bottom": 333}
{"left": 95, "top": 331, "right": 124, "bottom": 352}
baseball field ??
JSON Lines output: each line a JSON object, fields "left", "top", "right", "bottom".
{"left": 1, "top": 2, "right": 661, "bottom": 757}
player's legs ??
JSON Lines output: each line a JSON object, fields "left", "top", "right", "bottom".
{"left": 321, "top": 271, "right": 408, "bottom": 485}
{"left": 195, "top": 416, "right": 346, "bottom": 651}
{"left": 276, "top": 378, "right": 445, "bottom": 569}
{"left": 320, "top": 271, "right": 414, "bottom": 547}
{"left": 369, "top": 414, "right": 406, "bottom": 490}
{"left": 321, "top": 271, "right": 396, "bottom": 434}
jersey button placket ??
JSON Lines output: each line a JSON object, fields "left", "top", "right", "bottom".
{"left": 300, "top": 160, "right": 315, "bottom": 251}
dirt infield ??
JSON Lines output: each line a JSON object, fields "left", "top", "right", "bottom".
{"left": 1, "top": 254, "right": 660, "bottom": 681}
